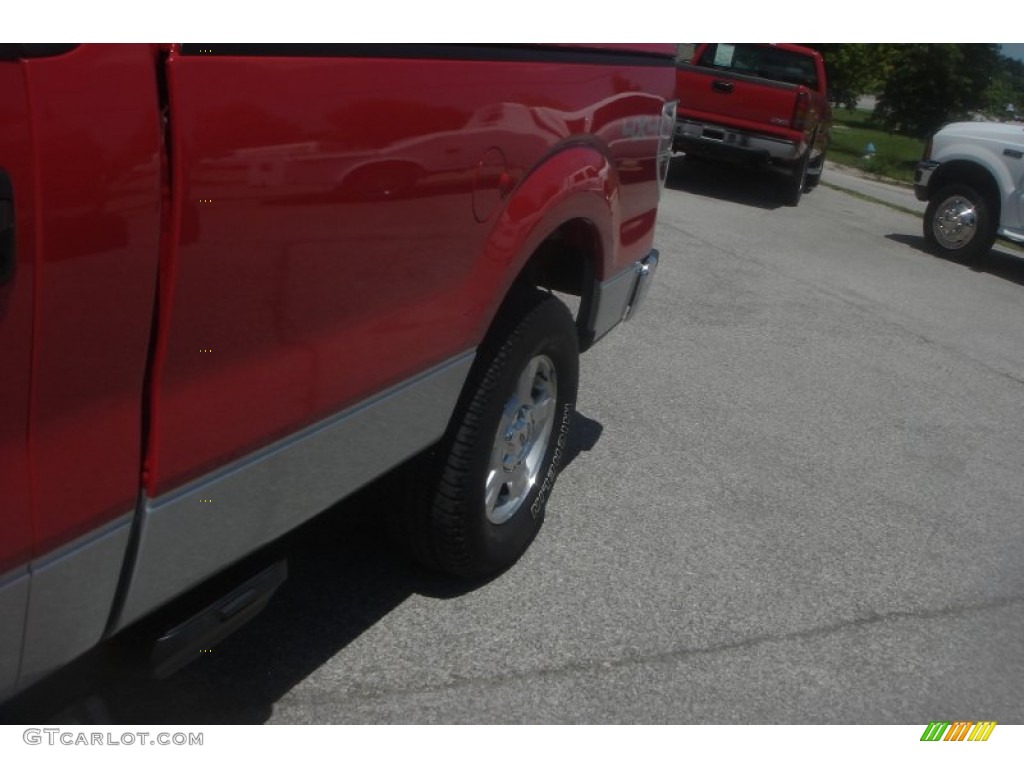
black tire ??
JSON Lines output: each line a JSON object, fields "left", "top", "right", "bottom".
{"left": 393, "top": 289, "right": 579, "bottom": 579}
{"left": 784, "top": 147, "right": 811, "bottom": 206}
{"left": 923, "top": 182, "right": 997, "bottom": 261}
{"left": 806, "top": 144, "right": 826, "bottom": 189}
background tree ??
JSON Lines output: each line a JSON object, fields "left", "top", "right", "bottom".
{"left": 871, "top": 44, "right": 1000, "bottom": 137}
{"left": 808, "top": 44, "right": 1023, "bottom": 135}
{"left": 984, "top": 53, "right": 1024, "bottom": 119}
{"left": 810, "top": 44, "right": 891, "bottom": 104}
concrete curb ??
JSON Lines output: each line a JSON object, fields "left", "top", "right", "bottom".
{"left": 822, "top": 161, "right": 926, "bottom": 217}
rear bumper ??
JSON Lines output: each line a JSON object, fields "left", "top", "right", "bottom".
{"left": 587, "top": 250, "right": 660, "bottom": 344}
{"left": 673, "top": 119, "right": 801, "bottom": 164}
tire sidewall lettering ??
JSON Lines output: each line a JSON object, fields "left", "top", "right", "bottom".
{"left": 529, "top": 401, "right": 573, "bottom": 520}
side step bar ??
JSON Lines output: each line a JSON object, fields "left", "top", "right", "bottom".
{"left": 150, "top": 560, "right": 287, "bottom": 679}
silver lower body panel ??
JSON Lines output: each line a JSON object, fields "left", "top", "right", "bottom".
{"left": 588, "top": 249, "right": 660, "bottom": 343}
{"left": 113, "top": 350, "right": 475, "bottom": 630}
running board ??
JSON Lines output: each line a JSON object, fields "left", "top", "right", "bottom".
{"left": 150, "top": 560, "right": 287, "bottom": 679}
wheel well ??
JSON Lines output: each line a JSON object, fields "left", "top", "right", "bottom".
{"left": 931, "top": 161, "right": 1001, "bottom": 220}
{"left": 511, "top": 219, "right": 602, "bottom": 351}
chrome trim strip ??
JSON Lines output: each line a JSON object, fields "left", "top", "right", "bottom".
{"left": 0, "top": 567, "right": 30, "bottom": 701}
{"left": 17, "top": 515, "right": 132, "bottom": 690}
{"left": 114, "top": 350, "right": 476, "bottom": 629}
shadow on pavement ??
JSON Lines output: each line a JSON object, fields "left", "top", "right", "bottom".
{"left": 665, "top": 153, "right": 815, "bottom": 211}
{"left": 885, "top": 234, "right": 1024, "bottom": 288}
{"left": 0, "top": 411, "right": 604, "bottom": 725}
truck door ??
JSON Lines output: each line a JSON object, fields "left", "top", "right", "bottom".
{"left": 0, "top": 56, "right": 36, "bottom": 699}
{"left": 117, "top": 45, "right": 508, "bottom": 624}
{"left": 146, "top": 45, "right": 495, "bottom": 500}
{"left": 1, "top": 44, "right": 163, "bottom": 691}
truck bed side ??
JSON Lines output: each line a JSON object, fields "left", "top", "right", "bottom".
{"left": 0, "top": 43, "right": 676, "bottom": 702}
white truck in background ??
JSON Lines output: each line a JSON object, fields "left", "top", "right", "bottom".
{"left": 916, "top": 122, "right": 1024, "bottom": 259}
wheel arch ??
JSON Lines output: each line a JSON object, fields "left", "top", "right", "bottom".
{"left": 469, "top": 145, "right": 620, "bottom": 354}
{"left": 929, "top": 160, "right": 1003, "bottom": 221}
{"left": 504, "top": 217, "right": 604, "bottom": 352}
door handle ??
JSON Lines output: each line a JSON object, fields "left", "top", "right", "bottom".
{"left": 712, "top": 80, "right": 734, "bottom": 94}
{"left": 0, "top": 170, "right": 13, "bottom": 285}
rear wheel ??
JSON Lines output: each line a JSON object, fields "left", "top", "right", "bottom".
{"left": 393, "top": 290, "right": 579, "bottom": 579}
{"left": 806, "top": 144, "right": 827, "bottom": 189}
{"left": 784, "top": 148, "right": 811, "bottom": 206}
{"left": 924, "top": 183, "right": 997, "bottom": 261}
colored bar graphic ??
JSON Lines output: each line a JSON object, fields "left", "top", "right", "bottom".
{"left": 921, "top": 722, "right": 950, "bottom": 741}
{"left": 968, "top": 722, "right": 997, "bottom": 741}
{"left": 944, "top": 721, "right": 972, "bottom": 741}
{"left": 920, "top": 720, "right": 996, "bottom": 742}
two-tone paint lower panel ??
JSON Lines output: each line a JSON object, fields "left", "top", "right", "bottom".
{"left": 0, "top": 568, "right": 29, "bottom": 698}
{"left": 18, "top": 517, "right": 132, "bottom": 688}
{"left": 0, "top": 351, "right": 473, "bottom": 704}
{"left": 113, "top": 350, "right": 475, "bottom": 631}
{"left": 0, "top": 515, "right": 132, "bottom": 702}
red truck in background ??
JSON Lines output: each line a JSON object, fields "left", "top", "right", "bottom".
{"left": 673, "top": 43, "right": 831, "bottom": 206}
{"left": 0, "top": 43, "right": 677, "bottom": 705}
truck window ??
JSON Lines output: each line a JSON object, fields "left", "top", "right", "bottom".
{"left": 697, "top": 44, "right": 818, "bottom": 89}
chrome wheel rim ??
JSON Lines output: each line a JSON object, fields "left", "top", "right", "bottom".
{"left": 485, "top": 354, "right": 558, "bottom": 525}
{"left": 933, "top": 195, "right": 978, "bottom": 250}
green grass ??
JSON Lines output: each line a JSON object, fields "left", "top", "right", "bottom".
{"left": 828, "top": 108, "right": 926, "bottom": 184}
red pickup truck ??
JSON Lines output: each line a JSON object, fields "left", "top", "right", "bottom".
{"left": 0, "top": 43, "right": 676, "bottom": 704}
{"left": 673, "top": 43, "right": 831, "bottom": 206}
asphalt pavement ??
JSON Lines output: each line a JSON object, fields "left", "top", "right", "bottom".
{"left": 5, "top": 159, "right": 1022, "bottom": 725}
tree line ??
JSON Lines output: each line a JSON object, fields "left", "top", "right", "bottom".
{"left": 808, "top": 44, "right": 1024, "bottom": 137}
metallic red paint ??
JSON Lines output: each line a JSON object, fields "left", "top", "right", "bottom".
{"left": 0, "top": 61, "right": 36, "bottom": 574}
{"left": 677, "top": 43, "right": 831, "bottom": 159}
{"left": 0, "top": 42, "right": 675, "bottom": 701}
{"left": 1, "top": 43, "right": 674, "bottom": 557}
{"left": 146, "top": 49, "right": 672, "bottom": 495}
{"left": 22, "top": 45, "right": 163, "bottom": 554}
